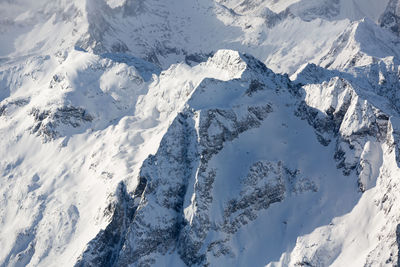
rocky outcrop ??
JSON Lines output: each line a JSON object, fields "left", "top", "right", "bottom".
{"left": 29, "top": 106, "right": 93, "bottom": 141}
{"left": 3, "top": 0, "right": 400, "bottom": 265}
{"left": 110, "top": 100, "right": 275, "bottom": 266}
{"left": 379, "top": 0, "right": 400, "bottom": 36}
{"left": 293, "top": 60, "right": 399, "bottom": 189}
{"left": 397, "top": 224, "right": 400, "bottom": 266}
{"left": 74, "top": 50, "right": 400, "bottom": 266}
{"left": 177, "top": 103, "right": 273, "bottom": 265}
{"left": 75, "top": 182, "right": 136, "bottom": 267}
{"left": 73, "top": 51, "right": 331, "bottom": 266}
{"left": 0, "top": 98, "right": 30, "bottom": 116}
{"left": 222, "top": 160, "right": 316, "bottom": 234}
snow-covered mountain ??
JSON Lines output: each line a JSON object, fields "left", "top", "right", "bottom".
{"left": 1, "top": 0, "right": 400, "bottom": 266}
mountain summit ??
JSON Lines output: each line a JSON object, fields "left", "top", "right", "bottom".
{"left": 1, "top": 1, "right": 400, "bottom": 266}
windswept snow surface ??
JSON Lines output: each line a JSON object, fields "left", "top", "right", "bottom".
{"left": 0, "top": 0, "right": 400, "bottom": 266}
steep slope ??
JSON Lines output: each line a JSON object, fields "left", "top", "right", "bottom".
{"left": 379, "top": 0, "right": 400, "bottom": 36}
{"left": 317, "top": 18, "right": 400, "bottom": 71}
{"left": 0, "top": 48, "right": 262, "bottom": 267}
{"left": 0, "top": 0, "right": 396, "bottom": 73}
{"left": 1, "top": 0, "right": 400, "bottom": 266}
{"left": 76, "top": 51, "right": 400, "bottom": 266}
{"left": 219, "top": 0, "right": 389, "bottom": 22}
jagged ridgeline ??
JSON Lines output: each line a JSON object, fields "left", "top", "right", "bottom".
{"left": 0, "top": 1, "right": 400, "bottom": 267}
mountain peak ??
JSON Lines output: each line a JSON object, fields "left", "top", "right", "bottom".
{"left": 206, "top": 50, "right": 247, "bottom": 77}
{"left": 1, "top": 1, "right": 400, "bottom": 267}
{"left": 318, "top": 17, "right": 400, "bottom": 70}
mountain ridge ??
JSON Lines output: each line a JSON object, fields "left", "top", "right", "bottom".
{"left": 1, "top": 1, "right": 400, "bottom": 266}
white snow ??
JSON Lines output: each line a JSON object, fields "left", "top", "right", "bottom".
{"left": 0, "top": 0, "right": 399, "bottom": 266}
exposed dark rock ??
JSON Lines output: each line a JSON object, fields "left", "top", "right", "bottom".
{"left": 30, "top": 106, "right": 93, "bottom": 141}
{"left": 178, "top": 104, "right": 273, "bottom": 265}
{"left": 379, "top": 0, "right": 400, "bottom": 36}
{"left": 246, "top": 80, "right": 265, "bottom": 96}
{"left": 75, "top": 182, "right": 136, "bottom": 267}
{"left": 223, "top": 161, "right": 286, "bottom": 234}
{"left": 397, "top": 224, "right": 400, "bottom": 266}
{"left": 0, "top": 98, "right": 30, "bottom": 116}
{"left": 116, "top": 112, "right": 199, "bottom": 266}
{"left": 294, "top": 77, "right": 390, "bottom": 177}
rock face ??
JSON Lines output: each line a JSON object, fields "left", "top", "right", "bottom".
{"left": 78, "top": 52, "right": 289, "bottom": 266}
{"left": 297, "top": 76, "right": 390, "bottom": 186}
{"left": 380, "top": 0, "right": 400, "bottom": 36}
{"left": 75, "top": 182, "right": 136, "bottom": 267}
{"left": 74, "top": 51, "right": 400, "bottom": 266}
{"left": 30, "top": 106, "right": 93, "bottom": 141}
{"left": 2, "top": 1, "right": 400, "bottom": 267}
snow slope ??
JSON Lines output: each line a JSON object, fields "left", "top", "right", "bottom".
{"left": 0, "top": 0, "right": 400, "bottom": 266}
